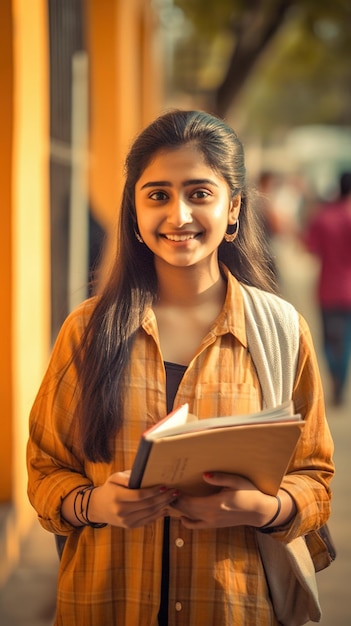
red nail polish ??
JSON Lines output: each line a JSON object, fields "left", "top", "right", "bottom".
{"left": 204, "top": 472, "right": 214, "bottom": 478}
{"left": 159, "top": 486, "right": 167, "bottom": 493}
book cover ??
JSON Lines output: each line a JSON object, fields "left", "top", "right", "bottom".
{"left": 129, "top": 402, "right": 304, "bottom": 496}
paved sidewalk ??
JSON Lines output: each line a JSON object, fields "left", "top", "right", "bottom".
{"left": 0, "top": 521, "right": 57, "bottom": 626}
{"left": 0, "top": 237, "right": 350, "bottom": 625}
{"left": 309, "top": 403, "right": 351, "bottom": 626}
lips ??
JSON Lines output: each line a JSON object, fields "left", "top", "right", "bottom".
{"left": 161, "top": 233, "right": 200, "bottom": 242}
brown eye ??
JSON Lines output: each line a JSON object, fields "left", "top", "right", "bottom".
{"left": 149, "top": 191, "right": 168, "bottom": 201}
{"left": 191, "top": 190, "right": 211, "bottom": 199}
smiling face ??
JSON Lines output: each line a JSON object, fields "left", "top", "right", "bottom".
{"left": 134, "top": 143, "right": 241, "bottom": 274}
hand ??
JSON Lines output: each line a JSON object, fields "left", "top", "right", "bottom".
{"left": 87, "top": 471, "right": 179, "bottom": 529}
{"left": 171, "top": 473, "right": 283, "bottom": 530}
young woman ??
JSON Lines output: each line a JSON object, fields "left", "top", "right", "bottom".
{"left": 27, "top": 110, "right": 334, "bottom": 626}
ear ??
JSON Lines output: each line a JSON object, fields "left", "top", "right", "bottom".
{"left": 228, "top": 194, "right": 241, "bottom": 225}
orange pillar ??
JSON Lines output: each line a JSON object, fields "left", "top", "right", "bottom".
{"left": 0, "top": 0, "right": 14, "bottom": 503}
{"left": 0, "top": 0, "right": 50, "bottom": 582}
{"left": 11, "top": 0, "right": 50, "bottom": 532}
{"left": 86, "top": 0, "right": 164, "bottom": 235}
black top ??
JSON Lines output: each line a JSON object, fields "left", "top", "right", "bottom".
{"left": 164, "top": 361, "right": 187, "bottom": 414}
{"left": 158, "top": 361, "right": 187, "bottom": 626}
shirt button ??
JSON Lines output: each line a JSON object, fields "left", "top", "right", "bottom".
{"left": 175, "top": 602, "right": 182, "bottom": 611}
{"left": 175, "top": 537, "right": 184, "bottom": 548}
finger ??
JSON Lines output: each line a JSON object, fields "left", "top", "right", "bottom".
{"left": 170, "top": 493, "right": 208, "bottom": 520}
{"left": 179, "top": 516, "right": 206, "bottom": 530}
{"left": 107, "top": 470, "right": 132, "bottom": 488}
{"left": 119, "top": 501, "right": 173, "bottom": 529}
{"left": 124, "top": 489, "right": 178, "bottom": 515}
{"left": 108, "top": 472, "right": 175, "bottom": 503}
{"left": 111, "top": 488, "right": 179, "bottom": 526}
{"left": 202, "top": 472, "right": 255, "bottom": 490}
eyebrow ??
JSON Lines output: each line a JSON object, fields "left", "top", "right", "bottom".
{"left": 139, "top": 178, "right": 219, "bottom": 190}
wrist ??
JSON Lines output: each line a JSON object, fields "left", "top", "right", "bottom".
{"left": 84, "top": 485, "right": 108, "bottom": 527}
{"left": 259, "top": 495, "right": 281, "bottom": 529}
{"left": 61, "top": 483, "right": 90, "bottom": 527}
{"left": 73, "top": 485, "right": 107, "bottom": 528}
{"left": 258, "top": 489, "right": 297, "bottom": 532}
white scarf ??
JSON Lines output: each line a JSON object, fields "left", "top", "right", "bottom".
{"left": 240, "top": 284, "right": 299, "bottom": 408}
{"left": 240, "top": 284, "right": 321, "bottom": 626}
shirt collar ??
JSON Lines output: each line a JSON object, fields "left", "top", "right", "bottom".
{"left": 215, "top": 265, "right": 247, "bottom": 348}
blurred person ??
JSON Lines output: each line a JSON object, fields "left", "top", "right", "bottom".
{"left": 255, "top": 171, "right": 280, "bottom": 281}
{"left": 271, "top": 173, "right": 308, "bottom": 236}
{"left": 256, "top": 171, "right": 281, "bottom": 240}
{"left": 27, "top": 110, "right": 333, "bottom": 626}
{"left": 304, "top": 172, "right": 351, "bottom": 406}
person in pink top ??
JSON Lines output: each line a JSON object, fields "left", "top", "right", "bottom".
{"left": 305, "top": 172, "right": 351, "bottom": 405}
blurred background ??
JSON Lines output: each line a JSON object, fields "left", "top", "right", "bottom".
{"left": 0, "top": 0, "right": 350, "bottom": 624}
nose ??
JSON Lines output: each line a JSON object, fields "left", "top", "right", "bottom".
{"left": 167, "top": 197, "right": 192, "bottom": 228}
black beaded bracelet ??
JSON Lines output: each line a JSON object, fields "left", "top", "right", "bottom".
{"left": 73, "top": 486, "right": 88, "bottom": 525}
{"left": 259, "top": 494, "right": 281, "bottom": 529}
{"left": 84, "top": 486, "right": 107, "bottom": 529}
{"left": 73, "top": 485, "right": 107, "bottom": 529}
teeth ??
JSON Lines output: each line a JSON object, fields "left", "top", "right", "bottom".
{"left": 164, "top": 234, "right": 196, "bottom": 241}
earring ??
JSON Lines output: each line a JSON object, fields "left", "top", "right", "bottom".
{"left": 134, "top": 228, "right": 144, "bottom": 243}
{"left": 224, "top": 218, "right": 239, "bottom": 243}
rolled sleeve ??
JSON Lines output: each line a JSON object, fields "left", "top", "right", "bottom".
{"left": 27, "top": 302, "right": 94, "bottom": 535}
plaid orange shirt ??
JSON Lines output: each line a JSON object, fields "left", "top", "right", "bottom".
{"left": 27, "top": 271, "right": 334, "bottom": 626}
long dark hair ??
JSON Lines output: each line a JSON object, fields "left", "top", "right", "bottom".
{"left": 76, "top": 110, "right": 277, "bottom": 462}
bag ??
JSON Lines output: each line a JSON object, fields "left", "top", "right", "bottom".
{"left": 241, "top": 284, "right": 336, "bottom": 625}
{"left": 257, "top": 526, "right": 336, "bottom": 626}
{"left": 305, "top": 523, "right": 336, "bottom": 573}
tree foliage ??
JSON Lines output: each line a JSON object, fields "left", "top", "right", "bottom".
{"left": 172, "top": 0, "right": 351, "bottom": 133}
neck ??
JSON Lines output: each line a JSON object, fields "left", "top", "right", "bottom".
{"left": 154, "top": 260, "right": 225, "bottom": 308}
